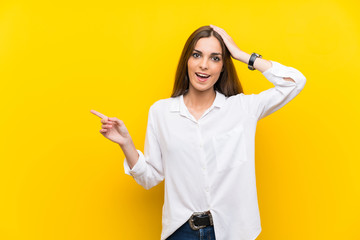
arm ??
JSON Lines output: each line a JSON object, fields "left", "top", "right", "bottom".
{"left": 120, "top": 139, "right": 139, "bottom": 170}
{"left": 208, "top": 25, "right": 305, "bottom": 120}
{"left": 239, "top": 57, "right": 307, "bottom": 120}
{"left": 208, "top": 25, "right": 296, "bottom": 83}
{"left": 123, "top": 105, "right": 164, "bottom": 190}
{"left": 236, "top": 50, "right": 295, "bottom": 82}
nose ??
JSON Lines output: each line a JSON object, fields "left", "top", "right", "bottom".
{"left": 199, "top": 57, "right": 208, "bottom": 70}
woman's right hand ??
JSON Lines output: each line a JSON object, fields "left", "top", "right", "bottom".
{"left": 90, "top": 109, "right": 131, "bottom": 146}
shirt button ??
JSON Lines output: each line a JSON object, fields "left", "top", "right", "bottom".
{"left": 205, "top": 187, "right": 209, "bottom": 192}
{"left": 200, "top": 143, "right": 203, "bottom": 148}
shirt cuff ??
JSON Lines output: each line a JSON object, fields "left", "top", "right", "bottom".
{"left": 262, "top": 60, "right": 306, "bottom": 88}
{"left": 123, "top": 149, "right": 146, "bottom": 178}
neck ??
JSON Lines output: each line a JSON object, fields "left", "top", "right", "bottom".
{"left": 183, "top": 88, "right": 216, "bottom": 110}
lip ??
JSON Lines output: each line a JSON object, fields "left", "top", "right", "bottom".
{"left": 196, "top": 72, "right": 211, "bottom": 76}
{"left": 195, "top": 73, "right": 210, "bottom": 82}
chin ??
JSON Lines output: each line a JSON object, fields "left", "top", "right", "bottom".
{"left": 192, "top": 85, "right": 214, "bottom": 93}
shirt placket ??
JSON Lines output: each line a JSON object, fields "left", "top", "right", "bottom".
{"left": 196, "top": 121, "right": 211, "bottom": 209}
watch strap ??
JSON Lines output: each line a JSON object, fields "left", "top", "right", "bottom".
{"left": 248, "top": 52, "right": 262, "bottom": 71}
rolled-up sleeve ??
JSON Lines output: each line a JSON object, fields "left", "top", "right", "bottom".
{"left": 123, "top": 105, "right": 164, "bottom": 190}
{"left": 246, "top": 60, "right": 306, "bottom": 120}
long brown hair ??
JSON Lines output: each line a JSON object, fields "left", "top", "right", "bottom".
{"left": 170, "top": 25, "right": 243, "bottom": 98}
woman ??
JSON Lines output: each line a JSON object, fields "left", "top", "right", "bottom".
{"left": 91, "top": 25, "right": 306, "bottom": 240}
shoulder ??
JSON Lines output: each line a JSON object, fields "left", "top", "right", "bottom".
{"left": 226, "top": 92, "right": 252, "bottom": 105}
{"left": 225, "top": 92, "right": 261, "bottom": 113}
{"left": 150, "top": 96, "right": 178, "bottom": 113}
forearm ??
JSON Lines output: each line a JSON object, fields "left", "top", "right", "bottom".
{"left": 236, "top": 50, "right": 295, "bottom": 82}
{"left": 119, "top": 139, "right": 139, "bottom": 170}
{"left": 236, "top": 50, "right": 272, "bottom": 73}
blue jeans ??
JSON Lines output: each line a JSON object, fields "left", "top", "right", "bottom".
{"left": 166, "top": 219, "right": 216, "bottom": 240}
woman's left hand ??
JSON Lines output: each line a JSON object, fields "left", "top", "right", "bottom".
{"left": 210, "top": 24, "right": 243, "bottom": 61}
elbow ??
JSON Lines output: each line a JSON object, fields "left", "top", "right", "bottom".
{"left": 142, "top": 182, "right": 154, "bottom": 190}
{"left": 286, "top": 67, "right": 307, "bottom": 90}
{"left": 298, "top": 75, "right": 306, "bottom": 90}
{"left": 142, "top": 181, "right": 161, "bottom": 190}
{"left": 298, "top": 69, "right": 307, "bottom": 86}
{"left": 133, "top": 176, "right": 154, "bottom": 190}
{"left": 136, "top": 175, "right": 163, "bottom": 190}
{"left": 292, "top": 71, "right": 306, "bottom": 91}
{"left": 134, "top": 179, "right": 154, "bottom": 190}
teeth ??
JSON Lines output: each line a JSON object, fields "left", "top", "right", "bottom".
{"left": 196, "top": 73, "right": 210, "bottom": 78}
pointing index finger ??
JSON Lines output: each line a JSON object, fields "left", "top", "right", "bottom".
{"left": 90, "top": 109, "right": 108, "bottom": 119}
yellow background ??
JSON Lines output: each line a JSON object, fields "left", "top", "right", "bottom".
{"left": 1, "top": 0, "right": 359, "bottom": 239}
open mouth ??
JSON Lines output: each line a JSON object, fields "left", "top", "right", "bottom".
{"left": 195, "top": 73, "right": 211, "bottom": 81}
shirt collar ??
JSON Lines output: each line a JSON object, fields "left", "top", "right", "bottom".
{"left": 169, "top": 90, "right": 226, "bottom": 113}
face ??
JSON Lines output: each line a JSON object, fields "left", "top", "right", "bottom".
{"left": 187, "top": 36, "right": 223, "bottom": 94}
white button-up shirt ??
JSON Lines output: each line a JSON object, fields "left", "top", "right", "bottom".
{"left": 123, "top": 60, "right": 306, "bottom": 240}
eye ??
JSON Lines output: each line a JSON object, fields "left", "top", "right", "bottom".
{"left": 192, "top": 53, "right": 200, "bottom": 58}
{"left": 212, "top": 56, "right": 221, "bottom": 61}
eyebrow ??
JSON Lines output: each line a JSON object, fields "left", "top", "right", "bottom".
{"left": 193, "top": 49, "right": 222, "bottom": 56}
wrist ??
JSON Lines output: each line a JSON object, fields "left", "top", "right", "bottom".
{"left": 118, "top": 137, "right": 134, "bottom": 148}
{"left": 236, "top": 51, "right": 251, "bottom": 64}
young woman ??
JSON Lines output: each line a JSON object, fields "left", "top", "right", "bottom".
{"left": 91, "top": 25, "right": 306, "bottom": 240}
